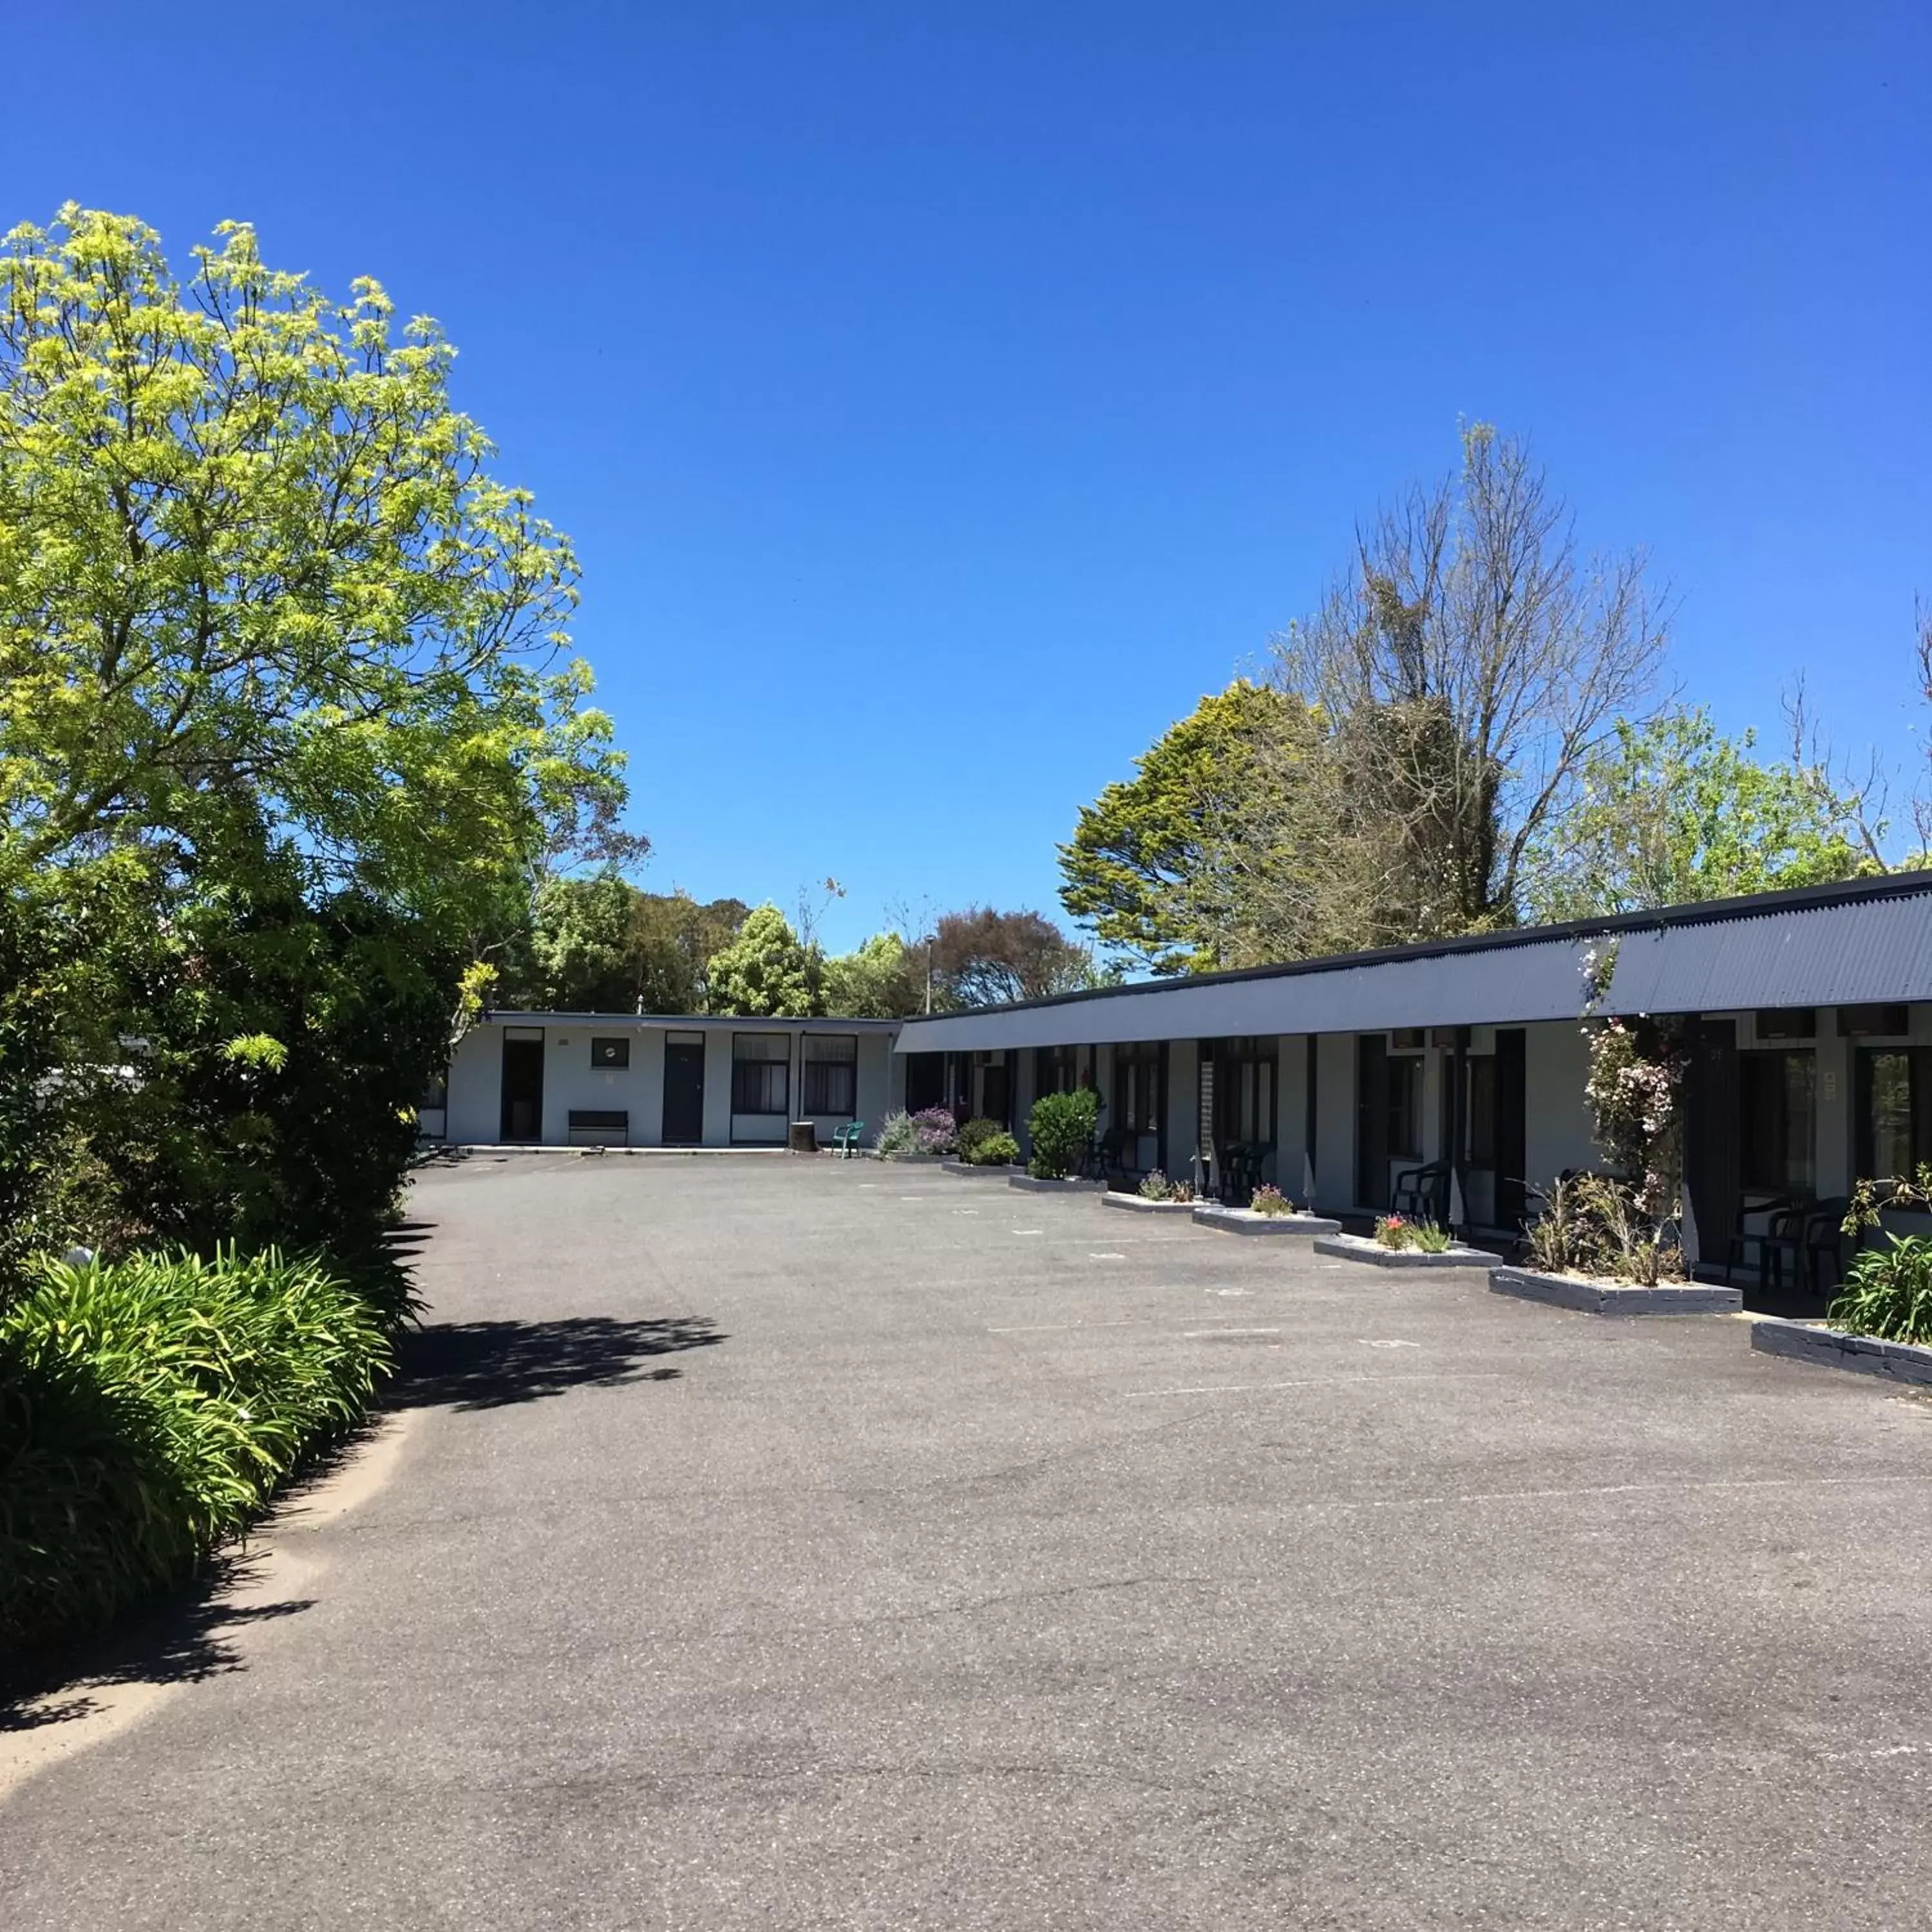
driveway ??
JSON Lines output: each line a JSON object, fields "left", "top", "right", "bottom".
{"left": 5, "top": 1155, "right": 1932, "bottom": 1929}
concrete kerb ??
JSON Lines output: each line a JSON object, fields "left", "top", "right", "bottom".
{"left": 1193, "top": 1204, "right": 1343, "bottom": 1237}
{"left": 1313, "top": 1232, "right": 1492, "bottom": 1269}
{"left": 1101, "top": 1193, "right": 1198, "bottom": 1215}
{"left": 940, "top": 1160, "right": 1017, "bottom": 1178}
{"left": 1752, "top": 1316, "right": 1932, "bottom": 1387}
{"left": 1490, "top": 1265, "right": 1744, "bottom": 1316}
{"left": 1007, "top": 1173, "right": 1107, "bottom": 1194}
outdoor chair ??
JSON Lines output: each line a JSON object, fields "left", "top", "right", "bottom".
{"left": 1800, "top": 1197, "right": 1852, "bottom": 1298}
{"left": 831, "top": 1120, "right": 866, "bottom": 1159}
{"left": 1392, "top": 1160, "right": 1450, "bottom": 1224}
{"left": 1726, "top": 1195, "right": 1806, "bottom": 1291}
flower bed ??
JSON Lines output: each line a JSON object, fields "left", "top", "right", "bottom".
{"left": 1312, "top": 1233, "right": 1490, "bottom": 1269}
{"left": 1192, "top": 1205, "right": 1341, "bottom": 1237}
{"left": 1102, "top": 1192, "right": 1197, "bottom": 1215}
{"left": 1489, "top": 1264, "right": 1741, "bottom": 1316}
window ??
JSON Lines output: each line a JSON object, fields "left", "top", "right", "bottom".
{"left": 1387, "top": 1054, "right": 1423, "bottom": 1160}
{"left": 801, "top": 1034, "right": 858, "bottom": 1116}
{"left": 1857, "top": 1047, "right": 1932, "bottom": 1179}
{"left": 1466, "top": 1056, "right": 1497, "bottom": 1166}
{"left": 1116, "top": 1043, "right": 1162, "bottom": 1135}
{"left": 1215, "top": 1038, "right": 1276, "bottom": 1146}
{"left": 1756, "top": 1009, "right": 1817, "bottom": 1042}
{"left": 1740, "top": 1050, "right": 1816, "bottom": 1193}
{"left": 1841, "top": 1005, "right": 1910, "bottom": 1039}
{"left": 590, "top": 1036, "right": 630, "bottom": 1069}
{"left": 419, "top": 1072, "right": 448, "bottom": 1110}
{"left": 731, "top": 1033, "right": 791, "bottom": 1114}
{"left": 1036, "top": 1044, "right": 1079, "bottom": 1097}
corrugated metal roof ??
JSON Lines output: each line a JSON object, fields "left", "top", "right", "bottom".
{"left": 895, "top": 876, "right": 1932, "bottom": 1052}
{"left": 1602, "top": 889, "right": 1932, "bottom": 1016}
{"left": 479, "top": 1012, "right": 904, "bottom": 1032}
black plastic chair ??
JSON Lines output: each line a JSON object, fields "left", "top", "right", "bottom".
{"left": 1727, "top": 1195, "right": 1805, "bottom": 1291}
{"left": 1800, "top": 1197, "right": 1852, "bottom": 1298}
{"left": 1392, "top": 1160, "right": 1450, "bottom": 1224}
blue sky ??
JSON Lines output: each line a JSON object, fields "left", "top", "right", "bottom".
{"left": 7, "top": 3, "right": 1929, "bottom": 951}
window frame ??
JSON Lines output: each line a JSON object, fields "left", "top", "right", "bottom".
{"left": 1856, "top": 1045, "right": 1932, "bottom": 1182}
{"left": 800, "top": 1033, "right": 858, "bottom": 1118}
{"left": 1386, "top": 1053, "right": 1423, "bottom": 1162}
{"left": 589, "top": 1036, "right": 630, "bottom": 1070}
{"left": 730, "top": 1032, "right": 792, "bottom": 1117}
{"left": 1739, "top": 1048, "right": 1817, "bottom": 1195}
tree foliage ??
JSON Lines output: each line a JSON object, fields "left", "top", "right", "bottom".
{"left": 705, "top": 903, "right": 814, "bottom": 1017}
{"left": 1058, "top": 681, "right": 1302, "bottom": 974}
{"left": 0, "top": 205, "right": 634, "bottom": 945}
{"left": 929, "top": 907, "right": 1095, "bottom": 1008}
{"left": 1529, "top": 709, "right": 1874, "bottom": 918}
{"left": 820, "top": 931, "right": 927, "bottom": 1018}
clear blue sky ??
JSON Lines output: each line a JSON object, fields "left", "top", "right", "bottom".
{"left": 7, "top": 3, "right": 1929, "bottom": 951}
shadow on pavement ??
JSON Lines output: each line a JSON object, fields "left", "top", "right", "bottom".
{"left": 0, "top": 1553, "right": 314, "bottom": 1728}
{"left": 392, "top": 1315, "right": 724, "bottom": 1411}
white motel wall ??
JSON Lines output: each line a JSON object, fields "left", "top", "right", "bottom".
{"left": 442, "top": 1015, "right": 902, "bottom": 1150}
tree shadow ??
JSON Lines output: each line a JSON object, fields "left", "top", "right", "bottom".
{"left": 0, "top": 1552, "right": 314, "bottom": 1730}
{"left": 390, "top": 1315, "right": 724, "bottom": 1411}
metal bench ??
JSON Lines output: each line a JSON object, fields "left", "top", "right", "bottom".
{"left": 567, "top": 1109, "right": 629, "bottom": 1147}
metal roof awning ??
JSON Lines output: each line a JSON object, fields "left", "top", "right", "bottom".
{"left": 893, "top": 882, "right": 1932, "bottom": 1053}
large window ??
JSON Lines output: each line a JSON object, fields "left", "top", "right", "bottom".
{"left": 1217, "top": 1037, "right": 1276, "bottom": 1146}
{"left": 801, "top": 1034, "right": 858, "bottom": 1116}
{"left": 1116, "top": 1042, "right": 1162, "bottom": 1136}
{"left": 731, "top": 1033, "right": 791, "bottom": 1115}
{"left": 1740, "top": 1050, "right": 1816, "bottom": 1194}
{"left": 1035, "top": 1043, "right": 1081, "bottom": 1097}
{"left": 1858, "top": 1047, "right": 1932, "bottom": 1180}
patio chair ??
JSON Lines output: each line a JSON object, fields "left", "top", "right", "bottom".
{"left": 1726, "top": 1195, "right": 1806, "bottom": 1292}
{"left": 831, "top": 1120, "right": 866, "bottom": 1159}
{"left": 1800, "top": 1197, "right": 1852, "bottom": 1298}
{"left": 1392, "top": 1160, "right": 1450, "bottom": 1224}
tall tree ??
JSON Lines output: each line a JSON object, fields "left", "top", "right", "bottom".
{"left": 820, "top": 932, "right": 927, "bottom": 1017}
{"left": 1530, "top": 709, "right": 1875, "bottom": 919}
{"left": 705, "top": 904, "right": 813, "bottom": 1017}
{"left": 1268, "top": 423, "right": 1669, "bottom": 938}
{"left": 0, "top": 205, "right": 634, "bottom": 947}
{"left": 928, "top": 908, "right": 1094, "bottom": 1008}
{"left": 1058, "top": 681, "right": 1313, "bottom": 974}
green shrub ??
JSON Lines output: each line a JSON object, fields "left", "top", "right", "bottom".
{"left": 1249, "top": 1184, "right": 1295, "bottom": 1217}
{"left": 1828, "top": 1235, "right": 1932, "bottom": 1345}
{"left": 874, "top": 1110, "right": 917, "bottom": 1157}
{"left": 1139, "top": 1169, "right": 1193, "bottom": 1203}
{"left": 1523, "top": 1173, "right": 1679, "bottom": 1284}
{"left": 957, "top": 1117, "right": 1009, "bottom": 1164}
{"left": 0, "top": 1245, "right": 393, "bottom": 1649}
{"left": 1027, "top": 1088, "right": 1099, "bottom": 1180}
{"left": 963, "top": 1126, "right": 1019, "bottom": 1167}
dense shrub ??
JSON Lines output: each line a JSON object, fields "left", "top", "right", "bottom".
{"left": 0, "top": 1247, "right": 393, "bottom": 1649}
{"left": 1522, "top": 1172, "right": 1680, "bottom": 1283}
{"left": 875, "top": 1108, "right": 959, "bottom": 1158}
{"left": 1027, "top": 1088, "right": 1099, "bottom": 1180}
{"left": 1139, "top": 1169, "right": 1193, "bottom": 1203}
{"left": 958, "top": 1118, "right": 1017, "bottom": 1166}
{"left": 1249, "top": 1184, "right": 1294, "bottom": 1217}
{"left": 1829, "top": 1235, "right": 1932, "bottom": 1345}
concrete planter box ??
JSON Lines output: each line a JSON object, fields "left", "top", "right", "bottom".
{"left": 1489, "top": 1265, "right": 1743, "bottom": 1316}
{"left": 1101, "top": 1193, "right": 1200, "bottom": 1215}
{"left": 1193, "top": 1205, "right": 1343, "bottom": 1237}
{"left": 882, "top": 1151, "right": 950, "bottom": 1165}
{"left": 941, "top": 1159, "right": 1014, "bottom": 1177}
{"left": 1751, "top": 1316, "right": 1932, "bottom": 1387}
{"left": 1313, "top": 1233, "right": 1491, "bottom": 1269}
{"left": 1007, "top": 1173, "right": 1106, "bottom": 1194}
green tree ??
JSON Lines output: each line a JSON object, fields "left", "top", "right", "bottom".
{"left": 0, "top": 205, "right": 632, "bottom": 947}
{"left": 821, "top": 932, "right": 926, "bottom": 1017}
{"left": 928, "top": 907, "right": 1095, "bottom": 1008}
{"left": 630, "top": 892, "right": 748, "bottom": 1014}
{"left": 1530, "top": 709, "right": 1875, "bottom": 919}
{"left": 705, "top": 904, "right": 813, "bottom": 1017}
{"left": 1058, "top": 681, "right": 1305, "bottom": 974}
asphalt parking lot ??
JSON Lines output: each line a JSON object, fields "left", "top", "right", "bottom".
{"left": 6, "top": 1153, "right": 1932, "bottom": 1930}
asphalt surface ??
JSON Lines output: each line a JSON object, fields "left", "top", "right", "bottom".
{"left": 6, "top": 1154, "right": 1932, "bottom": 1929}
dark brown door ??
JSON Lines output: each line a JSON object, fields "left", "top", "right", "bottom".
{"left": 1356, "top": 1034, "right": 1389, "bottom": 1209}
{"left": 500, "top": 1036, "right": 544, "bottom": 1142}
{"left": 662, "top": 1041, "right": 705, "bottom": 1146}
{"left": 1685, "top": 1017, "right": 1739, "bottom": 1273}
{"left": 1494, "top": 1028, "right": 1528, "bottom": 1230}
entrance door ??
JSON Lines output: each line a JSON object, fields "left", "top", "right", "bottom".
{"left": 1684, "top": 1017, "right": 1739, "bottom": 1273}
{"left": 662, "top": 1039, "right": 706, "bottom": 1146}
{"left": 1356, "top": 1034, "right": 1389, "bottom": 1209}
{"left": 1494, "top": 1028, "right": 1528, "bottom": 1230}
{"left": 500, "top": 1030, "right": 545, "bottom": 1142}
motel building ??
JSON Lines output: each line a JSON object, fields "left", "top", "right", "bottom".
{"left": 433, "top": 873, "right": 1932, "bottom": 1307}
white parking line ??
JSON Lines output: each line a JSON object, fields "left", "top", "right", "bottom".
{"left": 1179, "top": 1327, "right": 1283, "bottom": 1338}
{"left": 1010, "top": 1228, "right": 1043, "bottom": 1236}
{"left": 1125, "top": 1372, "right": 1505, "bottom": 1399}
{"left": 1088, "top": 1251, "right": 1127, "bottom": 1260}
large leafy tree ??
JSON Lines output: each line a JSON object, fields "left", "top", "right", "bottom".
{"left": 1058, "top": 681, "right": 1307, "bottom": 974}
{"left": 0, "top": 205, "right": 633, "bottom": 942}
{"left": 929, "top": 907, "right": 1095, "bottom": 1008}
{"left": 705, "top": 904, "right": 813, "bottom": 1017}
{"left": 820, "top": 931, "right": 927, "bottom": 1017}
{"left": 1528, "top": 709, "right": 1876, "bottom": 918}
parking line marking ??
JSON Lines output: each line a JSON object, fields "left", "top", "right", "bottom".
{"left": 1088, "top": 1251, "right": 1128, "bottom": 1260}
{"left": 1180, "top": 1327, "right": 1283, "bottom": 1338}
{"left": 1010, "top": 1228, "right": 1043, "bottom": 1236}
{"left": 1125, "top": 1372, "right": 1505, "bottom": 1399}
